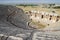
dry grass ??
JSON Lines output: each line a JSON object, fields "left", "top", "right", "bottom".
{"left": 16, "top": 6, "right": 60, "bottom": 13}
{"left": 30, "top": 21, "right": 46, "bottom": 29}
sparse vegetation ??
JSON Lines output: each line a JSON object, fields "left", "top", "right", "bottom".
{"left": 16, "top": 5, "right": 60, "bottom": 14}
{"left": 53, "top": 6, "right": 60, "bottom": 9}
{"left": 17, "top": 4, "right": 38, "bottom": 7}
{"left": 30, "top": 21, "right": 46, "bottom": 29}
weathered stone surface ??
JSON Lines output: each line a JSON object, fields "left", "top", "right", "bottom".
{"left": 0, "top": 5, "right": 33, "bottom": 40}
{"left": 7, "top": 6, "right": 29, "bottom": 29}
{"left": 16, "top": 33, "right": 31, "bottom": 40}
{"left": 7, "top": 36, "right": 23, "bottom": 40}
{"left": 0, "top": 34, "right": 4, "bottom": 40}
{"left": 0, "top": 20, "right": 33, "bottom": 40}
{"left": 0, "top": 5, "right": 30, "bottom": 29}
{"left": 1, "top": 35, "right": 8, "bottom": 40}
{"left": 0, "top": 34, "right": 8, "bottom": 40}
{"left": 29, "top": 30, "right": 60, "bottom": 40}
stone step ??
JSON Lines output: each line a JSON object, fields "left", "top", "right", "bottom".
{"left": 7, "top": 36, "right": 23, "bottom": 40}
{"left": 0, "top": 34, "right": 23, "bottom": 40}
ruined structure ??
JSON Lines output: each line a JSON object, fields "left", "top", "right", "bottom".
{"left": 0, "top": 5, "right": 60, "bottom": 40}
{"left": 0, "top": 5, "right": 33, "bottom": 40}
{"left": 0, "top": 5, "right": 31, "bottom": 29}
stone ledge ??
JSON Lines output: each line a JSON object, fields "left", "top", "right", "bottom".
{"left": 0, "top": 34, "right": 23, "bottom": 40}
{"left": 7, "top": 36, "right": 23, "bottom": 40}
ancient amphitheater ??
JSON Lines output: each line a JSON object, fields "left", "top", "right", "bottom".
{"left": 0, "top": 5, "right": 60, "bottom": 40}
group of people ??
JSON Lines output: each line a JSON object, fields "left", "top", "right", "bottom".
{"left": 26, "top": 10, "right": 60, "bottom": 25}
